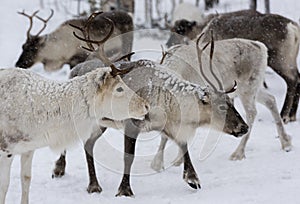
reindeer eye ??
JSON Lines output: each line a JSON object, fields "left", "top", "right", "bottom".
{"left": 116, "top": 87, "right": 124, "bottom": 92}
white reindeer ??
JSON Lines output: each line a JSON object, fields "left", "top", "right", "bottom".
{"left": 0, "top": 44, "right": 149, "bottom": 204}
{"left": 150, "top": 35, "right": 292, "bottom": 171}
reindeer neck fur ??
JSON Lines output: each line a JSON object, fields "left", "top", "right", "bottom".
{"left": 120, "top": 59, "right": 208, "bottom": 101}
{"left": 0, "top": 67, "right": 110, "bottom": 154}
{"left": 41, "top": 22, "right": 83, "bottom": 57}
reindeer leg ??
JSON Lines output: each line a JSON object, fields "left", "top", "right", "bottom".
{"left": 150, "top": 134, "right": 168, "bottom": 172}
{"left": 289, "top": 81, "right": 300, "bottom": 122}
{"left": 52, "top": 150, "right": 66, "bottom": 178}
{"left": 280, "top": 81, "right": 297, "bottom": 123}
{"left": 230, "top": 94, "right": 257, "bottom": 160}
{"left": 268, "top": 52, "right": 298, "bottom": 123}
{"left": 84, "top": 127, "right": 107, "bottom": 193}
{"left": 21, "top": 151, "right": 34, "bottom": 204}
{"left": 177, "top": 143, "right": 201, "bottom": 189}
{"left": 257, "top": 90, "right": 292, "bottom": 151}
{"left": 116, "top": 119, "right": 141, "bottom": 197}
{"left": 172, "top": 148, "right": 184, "bottom": 167}
{"left": 0, "top": 156, "right": 14, "bottom": 204}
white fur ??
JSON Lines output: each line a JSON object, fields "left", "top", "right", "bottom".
{"left": 0, "top": 67, "right": 148, "bottom": 204}
{"left": 151, "top": 38, "right": 291, "bottom": 169}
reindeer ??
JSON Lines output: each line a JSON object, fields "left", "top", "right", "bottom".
{"left": 149, "top": 34, "right": 292, "bottom": 173}
{"left": 51, "top": 12, "right": 248, "bottom": 197}
{"left": 0, "top": 29, "right": 149, "bottom": 204}
{"left": 15, "top": 10, "right": 133, "bottom": 71}
{"left": 166, "top": 9, "right": 300, "bottom": 123}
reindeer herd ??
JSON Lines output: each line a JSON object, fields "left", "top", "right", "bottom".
{"left": 0, "top": 4, "right": 299, "bottom": 204}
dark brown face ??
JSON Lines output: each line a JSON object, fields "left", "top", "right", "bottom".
{"left": 222, "top": 97, "right": 248, "bottom": 137}
{"left": 15, "top": 36, "right": 43, "bottom": 68}
{"left": 210, "top": 93, "right": 248, "bottom": 137}
{"left": 166, "top": 20, "right": 197, "bottom": 47}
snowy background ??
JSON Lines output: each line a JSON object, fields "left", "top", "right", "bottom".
{"left": 1, "top": 0, "right": 300, "bottom": 203}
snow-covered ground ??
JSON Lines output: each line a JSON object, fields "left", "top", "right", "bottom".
{"left": 1, "top": 0, "right": 300, "bottom": 203}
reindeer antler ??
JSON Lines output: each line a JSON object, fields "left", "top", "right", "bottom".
{"left": 71, "top": 11, "right": 133, "bottom": 76}
{"left": 160, "top": 45, "right": 168, "bottom": 64}
{"left": 208, "top": 29, "right": 223, "bottom": 91}
{"left": 18, "top": 9, "right": 54, "bottom": 38}
{"left": 17, "top": 10, "right": 39, "bottom": 38}
{"left": 196, "top": 32, "right": 217, "bottom": 91}
{"left": 34, "top": 9, "right": 54, "bottom": 36}
{"left": 196, "top": 31, "right": 237, "bottom": 94}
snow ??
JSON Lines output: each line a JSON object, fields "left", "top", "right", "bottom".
{"left": 1, "top": 0, "right": 300, "bottom": 204}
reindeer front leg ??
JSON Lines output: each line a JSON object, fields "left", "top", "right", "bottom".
{"left": 0, "top": 156, "right": 14, "bottom": 204}
{"left": 21, "top": 151, "right": 34, "bottom": 204}
{"left": 150, "top": 133, "right": 169, "bottom": 172}
{"left": 84, "top": 127, "right": 107, "bottom": 193}
{"left": 177, "top": 143, "right": 201, "bottom": 189}
{"left": 116, "top": 119, "right": 142, "bottom": 197}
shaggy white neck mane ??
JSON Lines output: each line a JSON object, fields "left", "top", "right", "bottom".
{"left": 130, "top": 60, "right": 209, "bottom": 101}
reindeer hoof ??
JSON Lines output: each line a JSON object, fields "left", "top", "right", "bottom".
{"left": 183, "top": 171, "right": 201, "bottom": 190}
{"left": 281, "top": 135, "right": 292, "bottom": 152}
{"left": 87, "top": 183, "right": 102, "bottom": 194}
{"left": 282, "top": 115, "right": 295, "bottom": 124}
{"left": 151, "top": 155, "right": 164, "bottom": 172}
{"left": 230, "top": 151, "right": 246, "bottom": 161}
{"left": 188, "top": 181, "right": 201, "bottom": 189}
{"left": 116, "top": 186, "right": 134, "bottom": 197}
{"left": 52, "top": 168, "right": 65, "bottom": 178}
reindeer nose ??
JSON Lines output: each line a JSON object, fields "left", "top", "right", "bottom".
{"left": 238, "top": 124, "right": 249, "bottom": 137}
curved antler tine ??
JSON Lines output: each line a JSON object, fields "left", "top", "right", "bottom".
{"left": 69, "top": 23, "right": 84, "bottom": 32}
{"left": 35, "top": 9, "right": 54, "bottom": 36}
{"left": 86, "top": 11, "right": 103, "bottom": 25}
{"left": 72, "top": 31, "right": 89, "bottom": 42}
{"left": 111, "top": 63, "right": 135, "bottom": 77}
{"left": 225, "top": 80, "right": 237, "bottom": 94}
{"left": 196, "top": 33, "right": 218, "bottom": 92}
{"left": 99, "top": 17, "right": 115, "bottom": 43}
{"left": 208, "top": 29, "right": 223, "bottom": 91}
{"left": 160, "top": 45, "right": 168, "bottom": 64}
{"left": 196, "top": 32, "right": 205, "bottom": 45}
{"left": 18, "top": 10, "right": 39, "bottom": 38}
{"left": 71, "top": 24, "right": 95, "bottom": 51}
{"left": 114, "top": 52, "right": 135, "bottom": 62}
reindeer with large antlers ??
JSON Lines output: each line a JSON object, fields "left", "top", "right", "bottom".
{"left": 149, "top": 33, "right": 292, "bottom": 171}
{"left": 166, "top": 10, "right": 300, "bottom": 123}
{"left": 50, "top": 11, "right": 248, "bottom": 196}
{"left": 15, "top": 9, "right": 133, "bottom": 71}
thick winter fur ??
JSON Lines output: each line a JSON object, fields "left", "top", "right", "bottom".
{"left": 53, "top": 59, "right": 248, "bottom": 196}
{"left": 16, "top": 11, "right": 134, "bottom": 71}
{"left": 153, "top": 38, "right": 291, "bottom": 164}
{"left": 0, "top": 67, "right": 148, "bottom": 204}
{"left": 167, "top": 9, "right": 300, "bottom": 123}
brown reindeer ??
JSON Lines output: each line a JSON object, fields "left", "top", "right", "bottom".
{"left": 166, "top": 9, "right": 300, "bottom": 124}
{"left": 15, "top": 10, "right": 133, "bottom": 71}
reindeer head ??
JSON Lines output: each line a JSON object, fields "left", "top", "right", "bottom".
{"left": 196, "top": 32, "right": 248, "bottom": 137}
{"left": 166, "top": 19, "right": 197, "bottom": 47}
{"left": 15, "top": 10, "right": 54, "bottom": 68}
